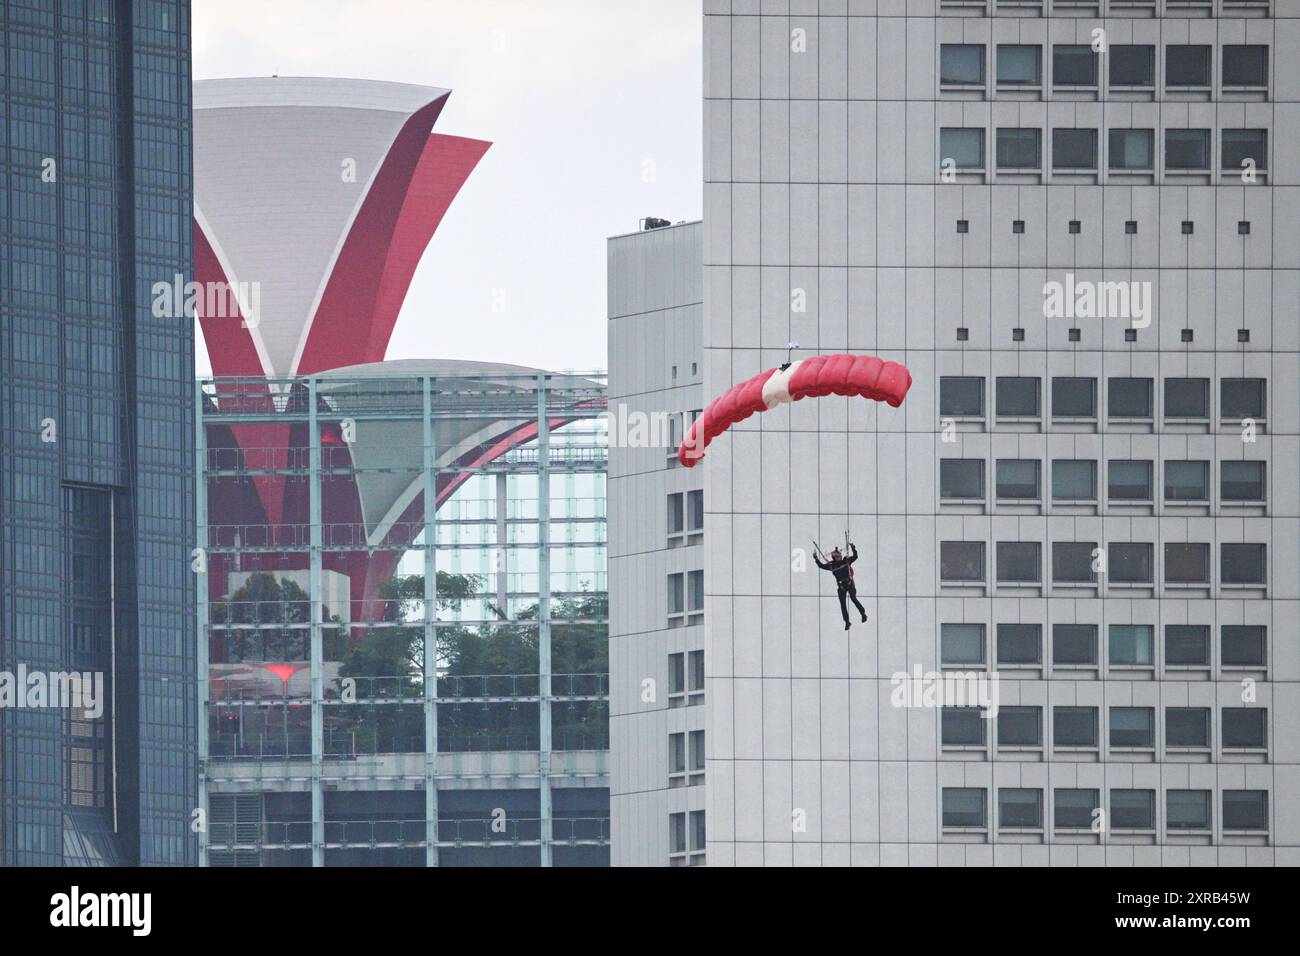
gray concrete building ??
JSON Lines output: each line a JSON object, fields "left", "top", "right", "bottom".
{"left": 687, "top": 0, "right": 1300, "bottom": 865}
{"left": 608, "top": 220, "right": 707, "bottom": 865}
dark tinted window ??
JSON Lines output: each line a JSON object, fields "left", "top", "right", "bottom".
{"left": 1223, "top": 45, "right": 1268, "bottom": 87}
{"left": 998, "top": 789, "right": 1042, "bottom": 828}
{"left": 1111, "top": 789, "right": 1155, "bottom": 829}
{"left": 939, "top": 128, "right": 985, "bottom": 169}
{"left": 941, "top": 623, "right": 985, "bottom": 665}
{"left": 1166, "top": 707, "right": 1210, "bottom": 747}
{"left": 1109, "top": 377, "right": 1153, "bottom": 418}
{"left": 940, "top": 44, "right": 985, "bottom": 85}
{"left": 1165, "top": 460, "right": 1209, "bottom": 502}
{"left": 941, "top": 541, "right": 985, "bottom": 581}
{"left": 998, "top": 706, "right": 1041, "bottom": 747}
{"left": 1164, "top": 543, "right": 1210, "bottom": 584}
{"left": 1109, "top": 129, "right": 1154, "bottom": 170}
{"left": 1165, "top": 625, "right": 1209, "bottom": 666}
{"left": 1166, "top": 45, "right": 1211, "bottom": 86}
{"left": 996, "top": 542, "right": 1041, "bottom": 583}
{"left": 1221, "top": 460, "right": 1265, "bottom": 501}
{"left": 1052, "top": 129, "right": 1098, "bottom": 170}
{"left": 1222, "top": 129, "right": 1267, "bottom": 171}
{"left": 1053, "top": 45, "right": 1098, "bottom": 86}
{"left": 1221, "top": 378, "right": 1265, "bottom": 418}
{"left": 996, "top": 128, "right": 1041, "bottom": 169}
{"left": 1110, "top": 707, "right": 1154, "bottom": 747}
{"left": 941, "top": 708, "right": 987, "bottom": 746}
{"left": 1221, "top": 543, "right": 1265, "bottom": 585}
{"left": 1222, "top": 709, "right": 1266, "bottom": 748}
{"left": 1052, "top": 376, "right": 1096, "bottom": 417}
{"left": 1110, "top": 45, "right": 1154, "bottom": 86}
{"left": 1222, "top": 791, "right": 1267, "bottom": 831}
{"left": 1055, "top": 789, "right": 1099, "bottom": 829}
{"left": 996, "top": 376, "right": 1040, "bottom": 416}
{"left": 1165, "top": 129, "right": 1211, "bottom": 170}
{"left": 940, "top": 459, "right": 984, "bottom": 499}
{"left": 1053, "top": 624, "right": 1097, "bottom": 665}
{"left": 997, "top": 45, "right": 1041, "bottom": 85}
{"left": 1222, "top": 626, "right": 1266, "bottom": 667}
{"left": 1054, "top": 707, "right": 1097, "bottom": 746}
{"left": 1109, "top": 542, "right": 1153, "bottom": 583}
{"left": 1109, "top": 625, "right": 1153, "bottom": 665}
{"left": 942, "top": 789, "right": 986, "bottom": 827}
{"left": 1108, "top": 460, "right": 1152, "bottom": 501}
{"left": 996, "top": 459, "right": 1039, "bottom": 499}
{"left": 1167, "top": 791, "right": 1211, "bottom": 831}
{"left": 1052, "top": 542, "right": 1097, "bottom": 584}
{"left": 997, "top": 623, "right": 1041, "bottom": 664}
{"left": 940, "top": 376, "right": 984, "bottom": 416}
{"left": 1165, "top": 377, "right": 1209, "bottom": 417}
{"left": 1052, "top": 460, "right": 1096, "bottom": 500}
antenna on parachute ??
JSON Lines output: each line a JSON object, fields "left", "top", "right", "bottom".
{"left": 782, "top": 340, "right": 799, "bottom": 371}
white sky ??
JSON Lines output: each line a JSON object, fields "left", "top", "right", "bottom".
{"left": 191, "top": 0, "right": 703, "bottom": 376}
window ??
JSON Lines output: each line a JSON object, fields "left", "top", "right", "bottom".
{"left": 1222, "top": 626, "right": 1266, "bottom": 667}
{"left": 1110, "top": 707, "right": 1155, "bottom": 747}
{"left": 687, "top": 490, "right": 703, "bottom": 531}
{"left": 1052, "top": 376, "right": 1096, "bottom": 417}
{"left": 1223, "top": 45, "right": 1268, "bottom": 87}
{"left": 940, "top": 44, "right": 985, "bottom": 86}
{"left": 1221, "top": 543, "right": 1265, "bottom": 585}
{"left": 1221, "top": 461, "right": 1265, "bottom": 502}
{"left": 939, "top": 376, "right": 984, "bottom": 416}
{"left": 997, "top": 623, "right": 1041, "bottom": 665}
{"left": 941, "top": 623, "right": 985, "bottom": 666}
{"left": 1165, "top": 129, "right": 1211, "bottom": 171}
{"left": 997, "top": 542, "right": 1041, "bottom": 583}
{"left": 996, "top": 128, "right": 1041, "bottom": 169}
{"left": 1109, "top": 377, "right": 1152, "bottom": 418}
{"left": 996, "top": 460, "right": 1039, "bottom": 500}
{"left": 1166, "top": 707, "right": 1210, "bottom": 748}
{"left": 1108, "top": 543, "right": 1153, "bottom": 583}
{"left": 688, "top": 569, "right": 704, "bottom": 613}
{"left": 1110, "top": 790, "right": 1156, "bottom": 830}
{"left": 1053, "top": 45, "right": 1098, "bottom": 87}
{"left": 1165, "top": 543, "right": 1210, "bottom": 584}
{"left": 940, "top": 459, "right": 984, "bottom": 500}
{"left": 941, "top": 707, "right": 986, "bottom": 746}
{"left": 1165, "top": 377, "right": 1209, "bottom": 418}
{"left": 1052, "top": 542, "right": 1097, "bottom": 584}
{"left": 1222, "top": 709, "right": 1266, "bottom": 749}
{"left": 1222, "top": 130, "right": 1267, "bottom": 171}
{"left": 1052, "top": 460, "right": 1097, "bottom": 501}
{"left": 1054, "top": 707, "right": 1098, "bottom": 747}
{"left": 688, "top": 649, "right": 704, "bottom": 694}
{"left": 940, "top": 128, "right": 984, "bottom": 169}
{"left": 998, "top": 789, "right": 1042, "bottom": 829}
{"left": 690, "top": 810, "right": 706, "bottom": 853}
{"left": 941, "top": 541, "right": 985, "bottom": 582}
{"left": 1167, "top": 791, "right": 1211, "bottom": 831}
{"left": 1108, "top": 460, "right": 1152, "bottom": 501}
{"left": 1109, "top": 129, "right": 1154, "bottom": 171}
{"left": 1053, "top": 624, "right": 1097, "bottom": 665}
{"left": 1109, "top": 45, "right": 1154, "bottom": 87}
{"left": 670, "top": 732, "right": 686, "bottom": 774}
{"left": 667, "top": 493, "right": 684, "bottom": 535}
{"left": 1055, "top": 789, "right": 1099, "bottom": 829}
{"left": 690, "top": 729, "right": 706, "bottom": 771}
{"left": 1166, "top": 45, "right": 1211, "bottom": 87}
{"left": 997, "top": 45, "right": 1041, "bottom": 86}
{"left": 1165, "top": 461, "right": 1209, "bottom": 502}
{"left": 1109, "top": 624, "right": 1153, "bottom": 665}
{"left": 942, "top": 788, "right": 986, "bottom": 828}
{"left": 667, "top": 573, "right": 684, "bottom": 616}
{"left": 1052, "top": 129, "right": 1098, "bottom": 170}
{"left": 670, "top": 812, "right": 686, "bottom": 854}
{"left": 1165, "top": 625, "right": 1209, "bottom": 666}
{"left": 669, "top": 652, "right": 685, "bottom": 695}
{"left": 996, "top": 377, "right": 1040, "bottom": 417}
{"left": 998, "top": 707, "right": 1042, "bottom": 747}
{"left": 1221, "top": 378, "right": 1265, "bottom": 419}
{"left": 1222, "top": 791, "right": 1267, "bottom": 831}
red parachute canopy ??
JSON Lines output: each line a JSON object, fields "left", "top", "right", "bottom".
{"left": 678, "top": 352, "right": 912, "bottom": 467}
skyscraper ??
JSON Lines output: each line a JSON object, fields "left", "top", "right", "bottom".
{"left": 671, "top": 0, "right": 1298, "bottom": 865}
{"left": 0, "top": 0, "right": 197, "bottom": 865}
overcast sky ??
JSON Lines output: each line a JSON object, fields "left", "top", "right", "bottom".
{"left": 191, "top": 0, "right": 702, "bottom": 375}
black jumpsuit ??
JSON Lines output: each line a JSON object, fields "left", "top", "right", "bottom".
{"left": 815, "top": 545, "right": 867, "bottom": 626}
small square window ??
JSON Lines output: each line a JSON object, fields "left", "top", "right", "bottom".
{"left": 1012, "top": 328, "right": 1024, "bottom": 342}
{"left": 1068, "top": 328, "right": 1081, "bottom": 342}
{"left": 941, "top": 129, "right": 985, "bottom": 170}
{"left": 1124, "top": 329, "right": 1137, "bottom": 342}
{"left": 1012, "top": 220, "right": 1025, "bottom": 234}
{"left": 1181, "top": 221, "right": 1194, "bottom": 235}
{"left": 956, "top": 219, "right": 969, "bottom": 234}
{"left": 1124, "top": 220, "right": 1138, "bottom": 235}
{"left": 956, "top": 327, "right": 969, "bottom": 341}
{"left": 1181, "top": 329, "right": 1194, "bottom": 342}
{"left": 1238, "top": 329, "right": 1250, "bottom": 343}
{"left": 1068, "top": 220, "right": 1081, "bottom": 234}
{"left": 1238, "top": 221, "right": 1251, "bottom": 235}
{"left": 1052, "top": 376, "right": 1097, "bottom": 418}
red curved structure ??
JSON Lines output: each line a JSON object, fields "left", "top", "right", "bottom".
{"left": 679, "top": 353, "right": 913, "bottom": 467}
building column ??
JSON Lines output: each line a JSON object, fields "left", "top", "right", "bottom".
{"left": 536, "top": 375, "right": 552, "bottom": 866}
{"left": 308, "top": 377, "right": 324, "bottom": 867}
{"left": 422, "top": 375, "right": 440, "bottom": 867}
{"left": 195, "top": 378, "right": 210, "bottom": 867}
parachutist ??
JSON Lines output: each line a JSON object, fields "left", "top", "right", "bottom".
{"left": 815, "top": 543, "right": 867, "bottom": 630}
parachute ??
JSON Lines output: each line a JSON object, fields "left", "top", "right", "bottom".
{"left": 678, "top": 353, "right": 912, "bottom": 467}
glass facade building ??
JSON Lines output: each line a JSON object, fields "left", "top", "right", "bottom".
{"left": 198, "top": 366, "right": 610, "bottom": 866}
{"left": 0, "top": 0, "right": 196, "bottom": 865}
